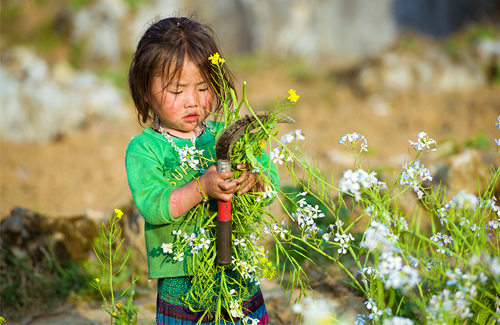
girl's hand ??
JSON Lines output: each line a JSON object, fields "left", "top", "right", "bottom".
{"left": 199, "top": 165, "right": 238, "bottom": 201}
{"left": 234, "top": 164, "right": 264, "bottom": 195}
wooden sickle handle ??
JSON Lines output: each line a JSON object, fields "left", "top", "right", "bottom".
{"left": 217, "top": 200, "right": 232, "bottom": 265}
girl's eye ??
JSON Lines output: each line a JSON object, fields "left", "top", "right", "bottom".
{"left": 169, "top": 91, "right": 182, "bottom": 95}
{"left": 199, "top": 87, "right": 209, "bottom": 92}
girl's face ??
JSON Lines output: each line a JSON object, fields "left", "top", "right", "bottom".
{"left": 150, "top": 59, "right": 213, "bottom": 138}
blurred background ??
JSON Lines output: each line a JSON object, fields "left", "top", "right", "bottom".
{"left": 1, "top": 0, "right": 500, "bottom": 323}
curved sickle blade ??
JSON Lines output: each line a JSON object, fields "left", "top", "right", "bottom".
{"left": 215, "top": 111, "right": 295, "bottom": 162}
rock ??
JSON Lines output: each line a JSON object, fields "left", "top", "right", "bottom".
{"left": 447, "top": 149, "right": 486, "bottom": 196}
{"left": 0, "top": 207, "right": 99, "bottom": 263}
{"left": 356, "top": 43, "right": 487, "bottom": 96}
{"left": 0, "top": 46, "right": 129, "bottom": 143}
{"left": 70, "top": 0, "right": 128, "bottom": 67}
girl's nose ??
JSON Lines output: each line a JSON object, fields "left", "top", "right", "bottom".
{"left": 185, "top": 91, "right": 199, "bottom": 108}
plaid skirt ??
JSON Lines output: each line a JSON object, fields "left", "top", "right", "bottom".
{"left": 156, "top": 274, "right": 268, "bottom": 325}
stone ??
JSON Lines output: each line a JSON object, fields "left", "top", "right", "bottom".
{"left": 448, "top": 149, "right": 486, "bottom": 197}
{"left": 0, "top": 207, "right": 99, "bottom": 263}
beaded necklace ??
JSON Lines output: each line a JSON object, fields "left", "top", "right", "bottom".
{"left": 153, "top": 117, "right": 216, "bottom": 173}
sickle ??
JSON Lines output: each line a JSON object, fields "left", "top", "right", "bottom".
{"left": 215, "top": 111, "right": 295, "bottom": 265}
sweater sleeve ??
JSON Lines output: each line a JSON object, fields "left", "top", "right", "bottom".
{"left": 125, "top": 139, "right": 182, "bottom": 226}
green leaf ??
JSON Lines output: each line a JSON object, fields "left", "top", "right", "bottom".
{"left": 245, "top": 146, "right": 259, "bottom": 167}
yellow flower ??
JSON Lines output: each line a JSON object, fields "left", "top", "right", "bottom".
{"left": 112, "top": 312, "right": 117, "bottom": 316}
{"left": 117, "top": 302, "right": 122, "bottom": 309}
{"left": 208, "top": 52, "right": 225, "bottom": 65}
{"left": 114, "top": 208, "right": 123, "bottom": 219}
{"left": 263, "top": 266, "right": 276, "bottom": 280}
{"left": 287, "top": 89, "right": 300, "bottom": 102}
{"left": 95, "top": 278, "right": 100, "bottom": 283}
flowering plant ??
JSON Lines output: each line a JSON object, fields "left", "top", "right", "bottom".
{"left": 157, "top": 52, "right": 500, "bottom": 324}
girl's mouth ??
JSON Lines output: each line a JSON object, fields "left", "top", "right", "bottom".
{"left": 183, "top": 114, "right": 199, "bottom": 123}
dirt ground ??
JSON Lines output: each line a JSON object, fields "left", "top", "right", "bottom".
{"left": 1, "top": 66, "right": 500, "bottom": 324}
{"left": 2, "top": 72, "right": 500, "bottom": 220}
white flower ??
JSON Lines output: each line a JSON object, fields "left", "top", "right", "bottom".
{"left": 271, "top": 147, "right": 285, "bottom": 165}
{"left": 173, "top": 252, "right": 184, "bottom": 261}
{"left": 161, "top": 243, "right": 173, "bottom": 254}
{"left": 172, "top": 229, "right": 182, "bottom": 236}
{"left": 339, "top": 132, "right": 364, "bottom": 144}
{"left": 242, "top": 316, "right": 259, "bottom": 325}
{"left": 408, "top": 131, "right": 438, "bottom": 152}
{"left": 199, "top": 237, "right": 211, "bottom": 250}
{"left": 294, "top": 129, "right": 306, "bottom": 141}
{"left": 234, "top": 238, "right": 246, "bottom": 247}
{"left": 229, "top": 300, "right": 244, "bottom": 318}
{"left": 281, "top": 133, "right": 295, "bottom": 144}
{"left": 262, "top": 190, "right": 277, "bottom": 199}
{"left": 496, "top": 116, "right": 500, "bottom": 130}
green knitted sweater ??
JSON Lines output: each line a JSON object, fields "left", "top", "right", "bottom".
{"left": 125, "top": 121, "right": 280, "bottom": 279}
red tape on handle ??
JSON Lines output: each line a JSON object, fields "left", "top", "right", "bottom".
{"left": 218, "top": 200, "right": 231, "bottom": 221}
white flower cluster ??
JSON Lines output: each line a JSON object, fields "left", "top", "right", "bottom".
{"left": 408, "top": 131, "right": 438, "bottom": 152}
{"left": 400, "top": 160, "right": 433, "bottom": 199}
{"left": 255, "top": 190, "right": 277, "bottom": 202}
{"left": 289, "top": 196, "right": 325, "bottom": 237}
{"left": 229, "top": 299, "right": 244, "bottom": 318}
{"left": 436, "top": 201, "right": 453, "bottom": 226}
{"left": 361, "top": 221, "right": 420, "bottom": 291}
{"left": 426, "top": 269, "right": 480, "bottom": 324}
{"left": 445, "top": 268, "right": 486, "bottom": 287}
{"left": 270, "top": 129, "right": 305, "bottom": 165}
{"left": 162, "top": 228, "right": 212, "bottom": 261}
{"left": 359, "top": 266, "right": 385, "bottom": 284}
{"left": 227, "top": 295, "right": 259, "bottom": 325}
{"left": 360, "top": 220, "right": 398, "bottom": 252}
{"left": 488, "top": 257, "right": 500, "bottom": 277}
{"left": 439, "top": 194, "right": 497, "bottom": 227}
{"left": 178, "top": 138, "right": 207, "bottom": 172}
{"left": 482, "top": 196, "right": 500, "bottom": 217}
{"left": 186, "top": 228, "right": 211, "bottom": 255}
{"left": 459, "top": 217, "right": 481, "bottom": 236}
{"left": 451, "top": 190, "right": 479, "bottom": 210}
{"left": 487, "top": 218, "right": 500, "bottom": 231}
{"left": 383, "top": 316, "right": 414, "bottom": 325}
{"left": 379, "top": 252, "right": 420, "bottom": 290}
{"left": 338, "top": 132, "right": 368, "bottom": 153}
{"left": 430, "top": 232, "right": 454, "bottom": 256}
{"left": 376, "top": 210, "right": 409, "bottom": 232}
{"left": 264, "top": 220, "right": 289, "bottom": 240}
{"left": 426, "top": 288, "right": 475, "bottom": 323}
{"left": 354, "top": 299, "right": 392, "bottom": 323}
{"left": 339, "top": 169, "right": 386, "bottom": 201}
{"left": 495, "top": 116, "right": 500, "bottom": 147}
{"left": 333, "top": 232, "right": 355, "bottom": 254}
{"left": 291, "top": 297, "right": 337, "bottom": 324}
{"left": 231, "top": 257, "right": 258, "bottom": 283}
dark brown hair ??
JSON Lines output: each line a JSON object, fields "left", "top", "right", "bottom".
{"left": 128, "top": 15, "right": 236, "bottom": 126}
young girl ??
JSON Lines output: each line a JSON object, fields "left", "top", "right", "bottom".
{"left": 126, "top": 16, "right": 279, "bottom": 324}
